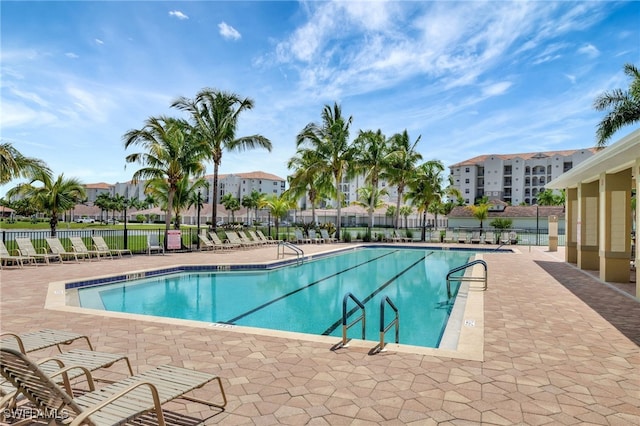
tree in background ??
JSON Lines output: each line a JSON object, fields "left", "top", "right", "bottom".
{"left": 352, "top": 129, "right": 391, "bottom": 229}
{"left": 259, "top": 194, "right": 296, "bottom": 239}
{"left": 242, "top": 189, "right": 264, "bottom": 226}
{"left": 406, "top": 160, "right": 445, "bottom": 241}
{"left": 594, "top": 63, "right": 640, "bottom": 148}
{"left": 386, "top": 130, "right": 423, "bottom": 229}
{"left": 172, "top": 88, "right": 272, "bottom": 229}
{"left": 536, "top": 189, "right": 565, "bottom": 206}
{"left": 286, "top": 149, "right": 333, "bottom": 226}
{"left": 221, "top": 193, "right": 241, "bottom": 223}
{"left": 7, "top": 170, "right": 86, "bottom": 236}
{"left": 296, "top": 102, "right": 354, "bottom": 239}
{"left": 124, "top": 116, "right": 208, "bottom": 237}
{"left": 467, "top": 203, "right": 489, "bottom": 235}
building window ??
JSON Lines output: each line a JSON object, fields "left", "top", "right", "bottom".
{"left": 465, "top": 167, "right": 470, "bottom": 173}
{"left": 465, "top": 189, "right": 469, "bottom": 194}
{"left": 465, "top": 179, "right": 469, "bottom": 184}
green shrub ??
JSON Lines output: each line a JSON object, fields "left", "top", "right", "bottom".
{"left": 343, "top": 231, "right": 352, "bottom": 242}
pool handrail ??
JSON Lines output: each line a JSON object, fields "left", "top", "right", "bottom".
{"left": 378, "top": 296, "right": 399, "bottom": 352}
{"left": 341, "top": 292, "right": 366, "bottom": 347}
{"left": 445, "top": 259, "right": 488, "bottom": 298}
{"left": 277, "top": 241, "right": 304, "bottom": 265}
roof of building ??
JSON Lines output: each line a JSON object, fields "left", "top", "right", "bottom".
{"left": 206, "top": 171, "right": 285, "bottom": 181}
{"left": 448, "top": 205, "right": 564, "bottom": 218}
{"left": 84, "top": 182, "right": 113, "bottom": 189}
{"left": 449, "top": 148, "right": 598, "bottom": 168}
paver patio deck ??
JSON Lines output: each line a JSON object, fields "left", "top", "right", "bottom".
{"left": 1, "top": 243, "right": 638, "bottom": 425}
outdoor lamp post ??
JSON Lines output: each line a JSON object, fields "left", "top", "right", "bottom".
{"left": 196, "top": 190, "right": 202, "bottom": 250}
{"left": 123, "top": 198, "right": 129, "bottom": 249}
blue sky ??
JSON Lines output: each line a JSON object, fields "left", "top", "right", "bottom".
{"left": 2, "top": 1, "right": 639, "bottom": 197}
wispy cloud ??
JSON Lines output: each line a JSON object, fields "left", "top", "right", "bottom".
{"left": 577, "top": 43, "right": 600, "bottom": 58}
{"left": 169, "top": 10, "right": 188, "bottom": 20}
{"left": 65, "top": 52, "right": 79, "bottom": 59}
{"left": 94, "top": 38, "right": 104, "bottom": 45}
{"left": 218, "top": 22, "right": 241, "bottom": 40}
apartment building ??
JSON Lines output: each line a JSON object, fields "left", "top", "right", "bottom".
{"left": 99, "top": 171, "right": 286, "bottom": 204}
{"left": 449, "top": 148, "right": 596, "bottom": 205}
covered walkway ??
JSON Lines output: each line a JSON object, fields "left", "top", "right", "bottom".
{"left": 548, "top": 129, "right": 640, "bottom": 298}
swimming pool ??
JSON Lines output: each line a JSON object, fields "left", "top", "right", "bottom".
{"left": 76, "top": 248, "right": 473, "bottom": 348}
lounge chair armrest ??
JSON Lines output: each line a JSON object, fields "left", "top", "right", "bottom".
{"left": 49, "top": 364, "right": 97, "bottom": 393}
{"left": 0, "top": 332, "right": 26, "bottom": 353}
{"left": 70, "top": 380, "right": 163, "bottom": 426}
{"left": 37, "top": 247, "right": 48, "bottom": 254}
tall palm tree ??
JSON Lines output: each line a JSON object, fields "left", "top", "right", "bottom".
{"left": 386, "top": 130, "right": 423, "bottom": 229}
{"left": 171, "top": 88, "right": 272, "bottom": 229}
{"left": 124, "top": 116, "right": 208, "bottom": 237}
{"left": 259, "top": 194, "right": 296, "bottom": 239}
{"left": 467, "top": 203, "right": 489, "bottom": 235}
{"left": 352, "top": 185, "right": 388, "bottom": 231}
{"left": 221, "top": 193, "right": 240, "bottom": 223}
{"left": 286, "top": 149, "right": 333, "bottom": 225}
{"left": 7, "top": 170, "right": 86, "bottom": 236}
{"left": 242, "top": 189, "right": 263, "bottom": 226}
{"left": 594, "top": 63, "right": 640, "bottom": 147}
{"left": 296, "top": 102, "right": 353, "bottom": 239}
{"left": 352, "top": 129, "right": 391, "bottom": 229}
{"left": 405, "top": 160, "right": 445, "bottom": 241}
{"left": 145, "top": 175, "right": 209, "bottom": 229}
{"left": 0, "top": 142, "right": 51, "bottom": 185}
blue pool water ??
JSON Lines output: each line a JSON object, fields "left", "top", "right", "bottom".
{"left": 78, "top": 248, "right": 472, "bottom": 348}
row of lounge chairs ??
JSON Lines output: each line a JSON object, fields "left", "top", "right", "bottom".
{"left": 441, "top": 230, "right": 519, "bottom": 245}
{"left": 198, "top": 230, "right": 278, "bottom": 251}
{"left": 0, "top": 329, "right": 226, "bottom": 424}
{"left": 0, "top": 236, "right": 133, "bottom": 268}
{"left": 293, "top": 229, "right": 338, "bottom": 244}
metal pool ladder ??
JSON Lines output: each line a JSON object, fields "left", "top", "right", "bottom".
{"left": 378, "top": 296, "right": 399, "bottom": 352}
{"left": 341, "top": 292, "right": 365, "bottom": 347}
{"left": 445, "top": 259, "right": 488, "bottom": 299}
{"left": 277, "top": 241, "right": 304, "bottom": 265}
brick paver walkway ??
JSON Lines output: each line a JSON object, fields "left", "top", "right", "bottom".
{"left": 1, "top": 244, "right": 638, "bottom": 425}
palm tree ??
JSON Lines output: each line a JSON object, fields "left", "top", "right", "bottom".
{"left": 399, "top": 205, "right": 413, "bottom": 229}
{"left": 124, "top": 116, "right": 208, "bottom": 237}
{"left": 221, "top": 193, "right": 240, "bottom": 223}
{"left": 7, "top": 170, "right": 86, "bottom": 236}
{"left": 352, "top": 129, "right": 391, "bottom": 229}
{"left": 0, "top": 142, "right": 51, "bottom": 185}
{"left": 286, "top": 149, "right": 333, "bottom": 225}
{"left": 594, "top": 63, "right": 640, "bottom": 147}
{"left": 242, "top": 190, "right": 263, "bottom": 226}
{"left": 259, "top": 194, "right": 296, "bottom": 239}
{"left": 145, "top": 175, "right": 209, "bottom": 229}
{"left": 467, "top": 203, "right": 489, "bottom": 235}
{"left": 387, "top": 130, "right": 423, "bottom": 229}
{"left": 171, "top": 88, "right": 272, "bottom": 229}
{"left": 296, "top": 102, "right": 354, "bottom": 239}
{"left": 405, "top": 160, "right": 445, "bottom": 241}
{"left": 94, "top": 192, "right": 112, "bottom": 223}
{"left": 352, "top": 185, "right": 388, "bottom": 233}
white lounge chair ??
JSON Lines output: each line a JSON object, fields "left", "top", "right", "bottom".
{"left": 320, "top": 229, "right": 338, "bottom": 243}
{"left": 198, "top": 233, "right": 216, "bottom": 251}
{"left": 69, "top": 237, "right": 102, "bottom": 260}
{"left": 16, "top": 238, "right": 62, "bottom": 264}
{"left": 92, "top": 236, "right": 132, "bottom": 258}
{"left": 0, "top": 240, "right": 34, "bottom": 269}
{"left": 0, "top": 347, "right": 226, "bottom": 425}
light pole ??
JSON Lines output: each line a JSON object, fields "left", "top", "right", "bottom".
{"left": 123, "top": 198, "right": 129, "bottom": 249}
{"left": 536, "top": 204, "right": 540, "bottom": 246}
{"left": 196, "top": 190, "right": 202, "bottom": 250}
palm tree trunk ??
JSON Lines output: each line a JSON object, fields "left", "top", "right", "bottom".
{"left": 335, "top": 177, "right": 342, "bottom": 239}
{"left": 395, "top": 189, "right": 402, "bottom": 230}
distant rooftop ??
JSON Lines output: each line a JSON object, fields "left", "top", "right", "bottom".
{"left": 449, "top": 148, "right": 598, "bottom": 168}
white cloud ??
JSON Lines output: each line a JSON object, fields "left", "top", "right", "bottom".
{"left": 169, "top": 10, "right": 188, "bottom": 20}
{"left": 65, "top": 52, "right": 79, "bottom": 59}
{"left": 0, "top": 100, "right": 58, "bottom": 128}
{"left": 95, "top": 38, "right": 104, "bottom": 45}
{"left": 218, "top": 22, "right": 241, "bottom": 41}
{"left": 565, "top": 74, "right": 576, "bottom": 84}
{"left": 482, "top": 82, "right": 512, "bottom": 97}
{"left": 577, "top": 43, "right": 600, "bottom": 58}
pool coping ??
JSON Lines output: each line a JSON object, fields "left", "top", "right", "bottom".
{"left": 45, "top": 245, "right": 487, "bottom": 361}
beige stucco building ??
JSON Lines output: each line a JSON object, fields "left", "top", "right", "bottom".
{"left": 547, "top": 129, "right": 640, "bottom": 298}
